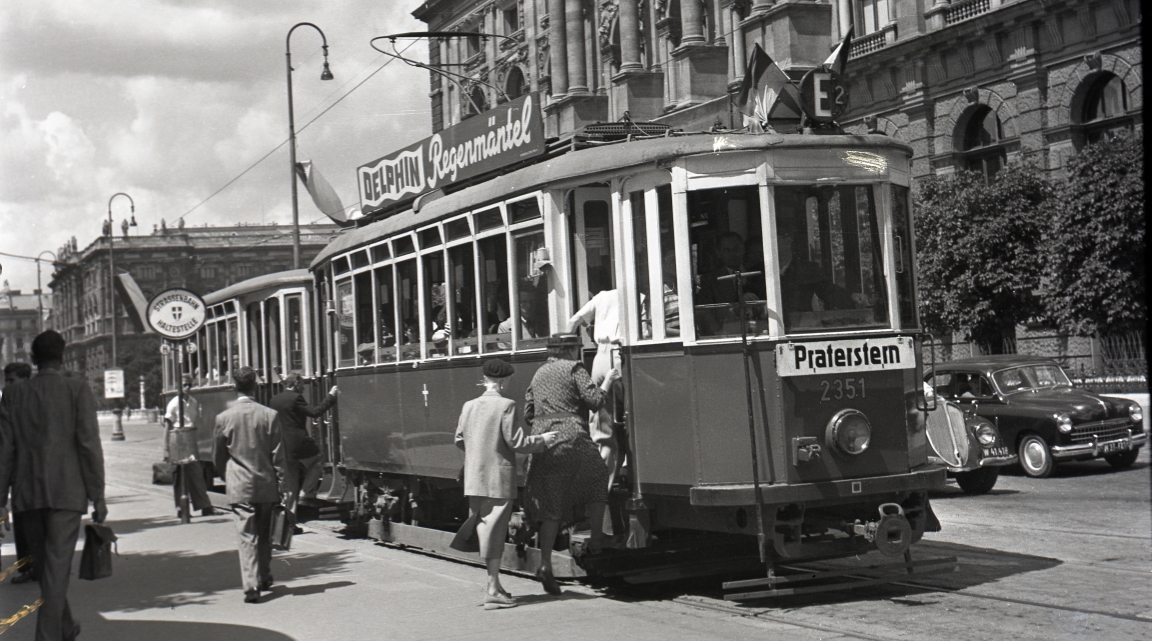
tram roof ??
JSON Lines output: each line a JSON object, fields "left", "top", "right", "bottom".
{"left": 204, "top": 269, "right": 312, "bottom": 306}
{"left": 312, "top": 132, "right": 911, "bottom": 269}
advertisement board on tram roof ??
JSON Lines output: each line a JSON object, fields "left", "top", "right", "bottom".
{"left": 357, "top": 92, "right": 545, "bottom": 217}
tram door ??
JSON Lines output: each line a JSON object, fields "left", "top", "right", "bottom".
{"left": 567, "top": 185, "right": 614, "bottom": 347}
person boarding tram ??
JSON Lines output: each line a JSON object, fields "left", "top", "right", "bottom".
{"left": 268, "top": 372, "right": 338, "bottom": 515}
{"left": 567, "top": 289, "right": 624, "bottom": 489}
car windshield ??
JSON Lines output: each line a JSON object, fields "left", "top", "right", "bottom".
{"left": 993, "top": 364, "right": 1072, "bottom": 393}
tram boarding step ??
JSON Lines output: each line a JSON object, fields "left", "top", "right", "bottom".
{"left": 722, "top": 555, "right": 958, "bottom": 600}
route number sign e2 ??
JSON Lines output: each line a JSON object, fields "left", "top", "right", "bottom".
{"left": 147, "top": 288, "right": 206, "bottom": 340}
{"left": 799, "top": 69, "right": 848, "bottom": 123}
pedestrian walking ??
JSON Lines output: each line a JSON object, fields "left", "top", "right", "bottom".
{"left": 268, "top": 372, "right": 337, "bottom": 516}
{"left": 454, "top": 358, "right": 557, "bottom": 609}
{"left": 521, "top": 333, "right": 620, "bottom": 595}
{"left": 2, "top": 362, "right": 35, "bottom": 585}
{"left": 164, "top": 375, "right": 215, "bottom": 518}
{"left": 211, "top": 366, "right": 287, "bottom": 604}
{"left": 0, "top": 330, "right": 107, "bottom": 641}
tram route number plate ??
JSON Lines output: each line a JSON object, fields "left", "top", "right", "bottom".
{"left": 777, "top": 337, "right": 916, "bottom": 378}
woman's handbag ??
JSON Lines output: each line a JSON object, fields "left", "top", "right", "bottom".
{"left": 293, "top": 436, "right": 321, "bottom": 460}
{"left": 152, "top": 461, "right": 176, "bottom": 485}
{"left": 270, "top": 505, "right": 295, "bottom": 551}
{"left": 78, "top": 523, "right": 117, "bottom": 580}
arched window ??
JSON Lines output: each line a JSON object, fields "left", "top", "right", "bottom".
{"left": 1080, "top": 74, "right": 1131, "bottom": 145}
{"left": 960, "top": 106, "right": 1006, "bottom": 181}
{"left": 503, "top": 67, "right": 528, "bottom": 102}
{"left": 463, "top": 86, "right": 488, "bottom": 120}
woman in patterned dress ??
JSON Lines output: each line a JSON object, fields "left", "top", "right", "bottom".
{"left": 522, "top": 333, "right": 620, "bottom": 594}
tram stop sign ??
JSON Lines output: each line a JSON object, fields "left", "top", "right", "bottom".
{"left": 798, "top": 69, "right": 848, "bottom": 123}
{"left": 147, "top": 288, "right": 206, "bottom": 340}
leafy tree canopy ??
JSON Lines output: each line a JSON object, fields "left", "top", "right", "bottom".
{"left": 1040, "top": 130, "right": 1145, "bottom": 336}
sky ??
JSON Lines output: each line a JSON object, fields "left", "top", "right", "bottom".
{"left": 0, "top": 0, "right": 432, "bottom": 295}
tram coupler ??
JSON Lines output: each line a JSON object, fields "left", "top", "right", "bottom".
{"left": 852, "top": 503, "right": 912, "bottom": 557}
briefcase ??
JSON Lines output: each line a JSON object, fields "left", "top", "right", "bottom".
{"left": 152, "top": 461, "right": 176, "bottom": 485}
{"left": 79, "top": 523, "right": 117, "bottom": 581}
{"left": 270, "top": 505, "right": 295, "bottom": 551}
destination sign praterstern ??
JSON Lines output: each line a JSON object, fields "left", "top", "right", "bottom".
{"left": 358, "top": 93, "right": 545, "bottom": 215}
{"left": 776, "top": 337, "right": 916, "bottom": 377}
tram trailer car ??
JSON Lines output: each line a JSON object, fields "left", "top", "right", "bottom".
{"left": 311, "top": 129, "right": 946, "bottom": 580}
{"left": 161, "top": 270, "right": 338, "bottom": 493}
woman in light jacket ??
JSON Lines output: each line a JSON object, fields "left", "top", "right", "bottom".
{"left": 455, "top": 358, "right": 557, "bottom": 609}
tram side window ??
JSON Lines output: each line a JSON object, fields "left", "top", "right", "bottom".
{"left": 396, "top": 258, "right": 421, "bottom": 361}
{"left": 205, "top": 321, "right": 219, "bottom": 383}
{"left": 335, "top": 279, "right": 356, "bottom": 368}
{"left": 511, "top": 228, "right": 551, "bottom": 349}
{"left": 215, "top": 322, "right": 229, "bottom": 383}
{"left": 228, "top": 317, "right": 239, "bottom": 379}
{"left": 477, "top": 235, "right": 510, "bottom": 352}
{"left": 375, "top": 265, "right": 397, "bottom": 362}
{"left": 892, "top": 185, "right": 918, "bottom": 329}
{"left": 355, "top": 271, "right": 374, "bottom": 365}
{"left": 247, "top": 302, "right": 264, "bottom": 377}
{"left": 689, "top": 186, "right": 767, "bottom": 339}
{"left": 266, "top": 298, "right": 282, "bottom": 381}
{"left": 286, "top": 295, "right": 305, "bottom": 373}
{"left": 192, "top": 329, "right": 205, "bottom": 386}
{"left": 423, "top": 251, "right": 449, "bottom": 358}
{"left": 448, "top": 243, "right": 479, "bottom": 355}
{"left": 631, "top": 186, "right": 678, "bottom": 340}
{"left": 631, "top": 191, "right": 652, "bottom": 340}
{"left": 657, "top": 186, "right": 679, "bottom": 338}
{"left": 774, "top": 186, "right": 890, "bottom": 333}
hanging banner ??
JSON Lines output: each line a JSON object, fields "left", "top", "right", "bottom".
{"left": 358, "top": 92, "right": 545, "bottom": 216}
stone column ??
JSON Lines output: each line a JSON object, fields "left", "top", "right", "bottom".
{"left": 730, "top": 5, "right": 746, "bottom": 80}
{"left": 838, "top": 0, "right": 852, "bottom": 39}
{"left": 549, "top": 0, "right": 569, "bottom": 96}
{"left": 680, "top": 0, "right": 706, "bottom": 45}
{"left": 566, "top": 0, "right": 589, "bottom": 93}
{"left": 752, "top": 0, "right": 775, "bottom": 14}
{"left": 619, "top": 0, "right": 643, "bottom": 71}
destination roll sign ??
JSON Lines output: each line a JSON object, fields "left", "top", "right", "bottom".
{"left": 147, "top": 288, "right": 206, "bottom": 340}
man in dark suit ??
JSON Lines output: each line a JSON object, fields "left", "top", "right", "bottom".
{"left": 268, "top": 373, "right": 337, "bottom": 514}
{"left": 3, "top": 361, "right": 36, "bottom": 585}
{"left": 213, "top": 366, "right": 286, "bottom": 604}
{"left": 0, "top": 331, "right": 106, "bottom": 641}
{"left": 695, "top": 232, "right": 765, "bottom": 336}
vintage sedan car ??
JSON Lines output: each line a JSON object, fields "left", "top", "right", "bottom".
{"left": 923, "top": 383, "right": 1016, "bottom": 493}
{"left": 926, "top": 356, "right": 1146, "bottom": 478}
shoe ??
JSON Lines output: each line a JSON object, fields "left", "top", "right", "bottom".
{"left": 244, "top": 590, "right": 260, "bottom": 603}
{"left": 483, "top": 592, "right": 517, "bottom": 610}
{"left": 201, "top": 507, "right": 217, "bottom": 516}
{"left": 11, "top": 572, "right": 37, "bottom": 584}
{"left": 258, "top": 577, "right": 273, "bottom": 591}
{"left": 292, "top": 525, "right": 304, "bottom": 535}
{"left": 536, "top": 567, "right": 561, "bottom": 596}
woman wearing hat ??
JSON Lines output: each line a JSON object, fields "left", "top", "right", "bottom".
{"left": 522, "top": 333, "right": 621, "bottom": 595}
{"left": 455, "top": 358, "right": 558, "bottom": 609}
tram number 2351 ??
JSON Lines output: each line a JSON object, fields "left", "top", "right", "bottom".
{"left": 820, "top": 377, "right": 867, "bottom": 402}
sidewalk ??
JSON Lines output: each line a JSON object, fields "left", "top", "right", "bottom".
{"left": 1, "top": 419, "right": 785, "bottom": 641}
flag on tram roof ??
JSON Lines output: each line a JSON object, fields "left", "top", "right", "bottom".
{"left": 824, "top": 26, "right": 854, "bottom": 76}
{"left": 295, "top": 160, "right": 351, "bottom": 226}
{"left": 735, "top": 44, "right": 798, "bottom": 132}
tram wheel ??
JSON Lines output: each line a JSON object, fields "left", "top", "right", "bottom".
{"left": 954, "top": 466, "right": 999, "bottom": 494}
{"left": 1105, "top": 448, "right": 1140, "bottom": 470}
{"left": 1018, "top": 434, "right": 1053, "bottom": 478}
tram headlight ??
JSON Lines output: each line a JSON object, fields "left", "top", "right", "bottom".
{"left": 826, "top": 409, "right": 872, "bottom": 456}
{"left": 1129, "top": 404, "right": 1143, "bottom": 423}
{"left": 1055, "top": 413, "right": 1073, "bottom": 433}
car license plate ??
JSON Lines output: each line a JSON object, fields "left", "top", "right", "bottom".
{"left": 982, "top": 446, "right": 1009, "bottom": 458}
{"left": 1101, "top": 441, "right": 1129, "bottom": 454}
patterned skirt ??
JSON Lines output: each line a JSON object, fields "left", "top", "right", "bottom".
{"left": 521, "top": 416, "right": 609, "bottom": 530}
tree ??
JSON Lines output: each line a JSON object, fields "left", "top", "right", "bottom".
{"left": 914, "top": 163, "right": 1052, "bottom": 351}
{"left": 1040, "top": 130, "right": 1145, "bottom": 336}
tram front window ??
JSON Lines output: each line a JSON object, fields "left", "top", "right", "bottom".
{"left": 774, "top": 185, "right": 889, "bottom": 333}
{"left": 688, "top": 186, "right": 767, "bottom": 339}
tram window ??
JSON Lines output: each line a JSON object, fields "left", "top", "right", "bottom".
{"left": 509, "top": 198, "right": 541, "bottom": 224}
{"left": 512, "top": 228, "right": 550, "bottom": 349}
{"left": 419, "top": 227, "right": 442, "bottom": 249}
{"left": 335, "top": 279, "right": 356, "bottom": 368}
{"left": 192, "top": 329, "right": 205, "bottom": 386}
{"left": 371, "top": 244, "right": 390, "bottom": 263}
{"left": 333, "top": 256, "right": 350, "bottom": 275}
{"left": 657, "top": 186, "right": 679, "bottom": 338}
{"left": 688, "top": 186, "right": 767, "bottom": 339}
{"left": 892, "top": 185, "right": 918, "bottom": 329}
{"left": 354, "top": 272, "right": 375, "bottom": 365}
{"left": 448, "top": 243, "right": 479, "bottom": 355}
{"left": 631, "top": 191, "right": 652, "bottom": 340}
{"left": 265, "top": 298, "right": 282, "bottom": 380}
{"left": 215, "top": 322, "right": 229, "bottom": 383}
{"left": 351, "top": 250, "right": 370, "bottom": 270}
{"left": 286, "top": 295, "right": 304, "bottom": 373}
{"left": 394, "top": 236, "right": 416, "bottom": 257}
{"left": 374, "top": 265, "right": 397, "bottom": 362}
{"left": 477, "top": 235, "right": 510, "bottom": 352}
{"left": 247, "top": 302, "right": 263, "bottom": 376}
{"left": 445, "top": 217, "right": 471, "bottom": 241}
{"left": 474, "top": 207, "right": 503, "bottom": 232}
{"left": 227, "top": 317, "right": 239, "bottom": 378}
{"left": 773, "top": 186, "right": 890, "bottom": 333}
{"left": 396, "top": 258, "right": 421, "bottom": 361}
{"left": 422, "top": 252, "right": 449, "bottom": 358}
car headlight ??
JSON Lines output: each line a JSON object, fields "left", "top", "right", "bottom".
{"left": 1055, "top": 413, "right": 1073, "bottom": 433}
{"left": 975, "top": 423, "right": 997, "bottom": 446}
{"left": 826, "top": 409, "right": 871, "bottom": 455}
{"left": 1130, "top": 404, "right": 1143, "bottom": 423}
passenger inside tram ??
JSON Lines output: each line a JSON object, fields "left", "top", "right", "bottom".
{"left": 688, "top": 186, "right": 767, "bottom": 338}
{"left": 497, "top": 288, "right": 542, "bottom": 339}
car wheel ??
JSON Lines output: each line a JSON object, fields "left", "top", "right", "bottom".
{"left": 1018, "top": 434, "right": 1053, "bottom": 478}
{"left": 1104, "top": 448, "right": 1140, "bottom": 470}
{"left": 955, "top": 466, "right": 999, "bottom": 494}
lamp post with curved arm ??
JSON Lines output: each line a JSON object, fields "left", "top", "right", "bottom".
{"left": 107, "top": 192, "right": 134, "bottom": 441}
{"left": 35, "top": 250, "right": 57, "bottom": 334}
{"left": 286, "top": 22, "right": 334, "bottom": 270}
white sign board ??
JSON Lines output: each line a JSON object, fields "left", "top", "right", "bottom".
{"left": 104, "top": 368, "right": 125, "bottom": 399}
{"left": 147, "top": 288, "right": 206, "bottom": 340}
{"left": 776, "top": 337, "right": 916, "bottom": 377}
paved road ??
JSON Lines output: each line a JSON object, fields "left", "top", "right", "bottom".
{"left": 2, "top": 417, "right": 1149, "bottom": 640}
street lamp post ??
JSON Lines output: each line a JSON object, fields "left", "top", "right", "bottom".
{"left": 35, "top": 250, "right": 58, "bottom": 333}
{"left": 107, "top": 192, "right": 134, "bottom": 442}
{"left": 286, "top": 22, "right": 334, "bottom": 270}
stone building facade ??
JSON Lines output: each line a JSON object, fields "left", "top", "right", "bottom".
{"left": 48, "top": 223, "right": 340, "bottom": 395}
{"left": 412, "top": 0, "right": 1140, "bottom": 179}
{"left": 0, "top": 287, "right": 46, "bottom": 373}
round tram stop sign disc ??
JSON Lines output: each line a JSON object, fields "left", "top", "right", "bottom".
{"left": 147, "top": 288, "right": 207, "bottom": 340}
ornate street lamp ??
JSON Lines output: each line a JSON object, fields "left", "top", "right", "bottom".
{"left": 35, "top": 250, "right": 57, "bottom": 334}
{"left": 107, "top": 192, "right": 134, "bottom": 441}
{"left": 286, "top": 22, "right": 334, "bottom": 269}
